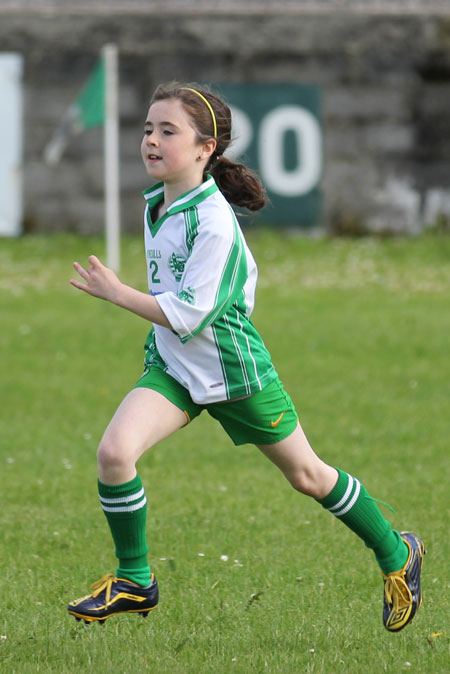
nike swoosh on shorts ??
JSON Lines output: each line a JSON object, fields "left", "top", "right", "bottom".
{"left": 270, "top": 411, "right": 286, "bottom": 428}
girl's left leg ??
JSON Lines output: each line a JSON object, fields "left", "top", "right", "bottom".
{"left": 257, "top": 423, "right": 425, "bottom": 631}
{"left": 257, "top": 423, "right": 406, "bottom": 569}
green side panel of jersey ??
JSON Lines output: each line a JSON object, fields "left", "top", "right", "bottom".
{"left": 212, "top": 302, "right": 276, "bottom": 398}
{"left": 180, "top": 216, "right": 247, "bottom": 343}
{"left": 143, "top": 328, "right": 167, "bottom": 371}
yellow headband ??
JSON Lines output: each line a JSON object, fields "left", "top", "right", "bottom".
{"left": 181, "top": 87, "right": 217, "bottom": 138}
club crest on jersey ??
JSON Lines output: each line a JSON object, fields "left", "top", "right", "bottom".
{"left": 178, "top": 287, "right": 196, "bottom": 305}
{"left": 169, "top": 253, "right": 186, "bottom": 281}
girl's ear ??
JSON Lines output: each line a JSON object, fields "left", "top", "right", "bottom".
{"left": 201, "top": 138, "right": 217, "bottom": 160}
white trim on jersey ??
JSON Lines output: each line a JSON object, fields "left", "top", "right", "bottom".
{"left": 168, "top": 175, "right": 216, "bottom": 211}
{"left": 143, "top": 184, "right": 164, "bottom": 202}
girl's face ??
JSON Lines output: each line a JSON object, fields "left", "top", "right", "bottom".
{"left": 141, "top": 98, "right": 213, "bottom": 187}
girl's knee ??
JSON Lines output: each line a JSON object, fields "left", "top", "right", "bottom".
{"left": 97, "top": 434, "right": 128, "bottom": 472}
{"left": 287, "top": 465, "right": 336, "bottom": 499}
{"left": 288, "top": 471, "right": 320, "bottom": 497}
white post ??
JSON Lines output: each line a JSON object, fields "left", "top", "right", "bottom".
{"left": 103, "top": 44, "right": 120, "bottom": 271}
{"left": 0, "top": 53, "right": 23, "bottom": 236}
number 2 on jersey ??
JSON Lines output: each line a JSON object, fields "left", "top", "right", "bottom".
{"left": 149, "top": 260, "right": 161, "bottom": 284}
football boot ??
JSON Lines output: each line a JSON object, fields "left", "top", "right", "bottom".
{"left": 68, "top": 572, "right": 158, "bottom": 623}
{"left": 382, "top": 532, "right": 425, "bottom": 632}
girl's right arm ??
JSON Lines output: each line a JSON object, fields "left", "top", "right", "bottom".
{"left": 71, "top": 255, "right": 172, "bottom": 328}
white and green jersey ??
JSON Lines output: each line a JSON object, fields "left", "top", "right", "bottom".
{"left": 142, "top": 175, "right": 277, "bottom": 404}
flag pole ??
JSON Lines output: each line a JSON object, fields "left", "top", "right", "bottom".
{"left": 103, "top": 44, "right": 120, "bottom": 272}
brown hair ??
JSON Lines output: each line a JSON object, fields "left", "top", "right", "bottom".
{"left": 150, "top": 82, "right": 267, "bottom": 212}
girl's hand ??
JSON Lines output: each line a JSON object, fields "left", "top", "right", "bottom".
{"left": 70, "top": 255, "right": 121, "bottom": 303}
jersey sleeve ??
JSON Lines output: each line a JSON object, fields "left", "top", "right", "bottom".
{"left": 155, "top": 209, "right": 248, "bottom": 343}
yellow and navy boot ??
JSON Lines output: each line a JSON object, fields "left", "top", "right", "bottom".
{"left": 382, "top": 532, "right": 426, "bottom": 632}
{"left": 68, "top": 573, "right": 158, "bottom": 624}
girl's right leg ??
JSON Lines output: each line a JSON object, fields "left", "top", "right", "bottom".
{"left": 68, "top": 388, "right": 188, "bottom": 623}
{"left": 97, "top": 387, "right": 189, "bottom": 485}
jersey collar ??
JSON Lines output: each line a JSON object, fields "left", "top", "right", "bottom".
{"left": 143, "top": 175, "right": 219, "bottom": 235}
{"left": 142, "top": 174, "right": 219, "bottom": 210}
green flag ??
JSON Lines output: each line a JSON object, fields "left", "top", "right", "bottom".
{"left": 44, "top": 57, "right": 105, "bottom": 164}
{"left": 76, "top": 58, "right": 105, "bottom": 128}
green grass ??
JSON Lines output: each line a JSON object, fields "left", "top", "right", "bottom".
{"left": 1, "top": 232, "right": 449, "bottom": 673}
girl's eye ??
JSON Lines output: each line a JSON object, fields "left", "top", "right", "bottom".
{"left": 163, "top": 130, "right": 173, "bottom": 136}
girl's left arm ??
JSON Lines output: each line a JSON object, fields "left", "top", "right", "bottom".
{"left": 70, "top": 255, "right": 172, "bottom": 328}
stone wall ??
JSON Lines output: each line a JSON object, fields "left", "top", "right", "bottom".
{"left": 1, "top": 2, "right": 450, "bottom": 234}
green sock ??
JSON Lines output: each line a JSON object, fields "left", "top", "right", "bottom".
{"left": 318, "top": 468, "right": 409, "bottom": 574}
{"left": 98, "top": 474, "right": 151, "bottom": 587}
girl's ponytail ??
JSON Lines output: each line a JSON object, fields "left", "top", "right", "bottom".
{"left": 209, "top": 156, "right": 267, "bottom": 212}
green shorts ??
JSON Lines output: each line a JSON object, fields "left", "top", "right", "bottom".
{"left": 134, "top": 368, "right": 298, "bottom": 446}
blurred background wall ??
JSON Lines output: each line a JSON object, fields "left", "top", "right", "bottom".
{"left": 1, "top": 0, "right": 450, "bottom": 235}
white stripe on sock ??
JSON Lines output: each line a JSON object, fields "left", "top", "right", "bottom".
{"left": 99, "top": 487, "right": 145, "bottom": 505}
{"left": 101, "top": 496, "right": 147, "bottom": 513}
{"left": 328, "top": 474, "right": 354, "bottom": 513}
{"left": 332, "top": 479, "right": 361, "bottom": 517}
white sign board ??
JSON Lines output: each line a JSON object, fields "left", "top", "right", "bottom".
{"left": 0, "top": 53, "right": 23, "bottom": 236}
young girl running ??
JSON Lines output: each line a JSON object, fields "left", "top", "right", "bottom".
{"left": 68, "top": 82, "right": 424, "bottom": 632}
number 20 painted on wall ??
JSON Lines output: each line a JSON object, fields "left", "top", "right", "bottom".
{"left": 219, "top": 84, "right": 322, "bottom": 227}
{"left": 229, "top": 104, "right": 322, "bottom": 198}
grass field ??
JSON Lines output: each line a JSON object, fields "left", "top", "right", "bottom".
{"left": 1, "top": 232, "right": 449, "bottom": 673}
